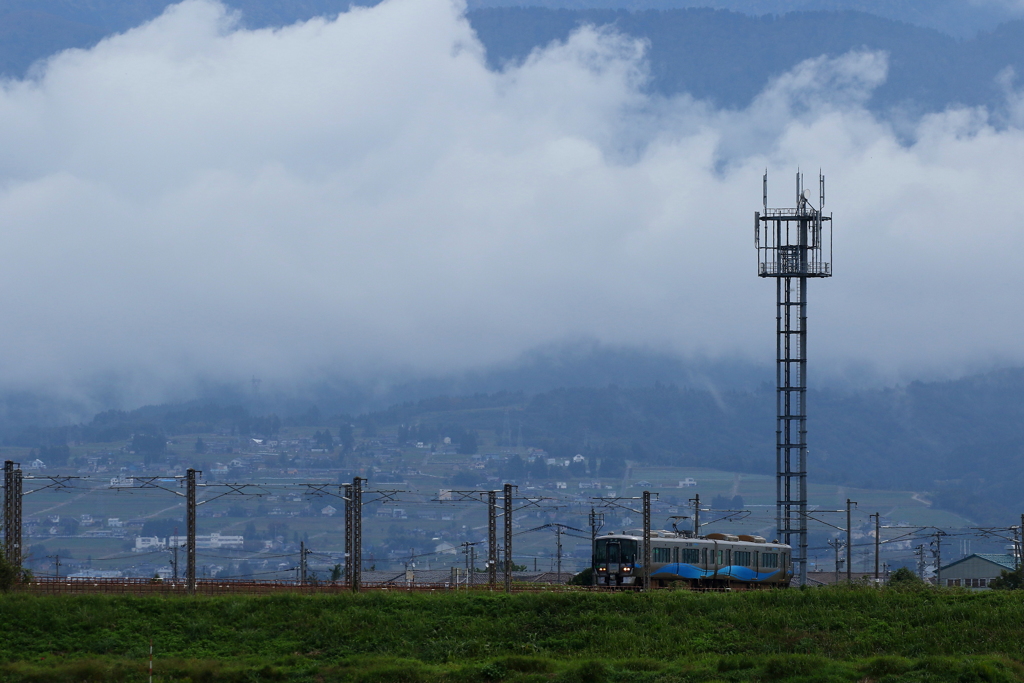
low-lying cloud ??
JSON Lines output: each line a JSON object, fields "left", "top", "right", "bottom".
{"left": 0, "top": 0, "right": 1023, "bottom": 403}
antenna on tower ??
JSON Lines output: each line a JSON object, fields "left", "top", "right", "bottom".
{"left": 753, "top": 170, "right": 833, "bottom": 588}
{"left": 763, "top": 169, "right": 768, "bottom": 212}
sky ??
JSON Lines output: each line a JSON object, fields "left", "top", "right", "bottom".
{"left": 1, "top": 0, "right": 1024, "bottom": 404}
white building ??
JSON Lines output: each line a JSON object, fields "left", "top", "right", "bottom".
{"left": 134, "top": 536, "right": 167, "bottom": 552}
{"left": 166, "top": 532, "right": 244, "bottom": 549}
{"left": 67, "top": 570, "right": 123, "bottom": 579}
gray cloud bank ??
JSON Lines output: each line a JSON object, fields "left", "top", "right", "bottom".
{"left": 0, "top": 0, "right": 1023, "bottom": 405}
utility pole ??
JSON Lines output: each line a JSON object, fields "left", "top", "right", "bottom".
{"left": 51, "top": 553, "right": 61, "bottom": 581}
{"left": 351, "top": 476, "right": 363, "bottom": 592}
{"left": 488, "top": 490, "right": 498, "bottom": 590}
{"left": 869, "top": 512, "right": 880, "bottom": 581}
{"left": 690, "top": 493, "right": 701, "bottom": 535}
{"left": 503, "top": 483, "right": 514, "bottom": 593}
{"left": 435, "top": 489, "right": 517, "bottom": 591}
{"left": 642, "top": 491, "right": 652, "bottom": 591}
{"left": 932, "top": 530, "right": 945, "bottom": 587}
{"left": 469, "top": 545, "right": 475, "bottom": 586}
{"left": 828, "top": 538, "right": 844, "bottom": 585}
{"left": 556, "top": 525, "right": 562, "bottom": 583}
{"left": 3, "top": 461, "right": 23, "bottom": 570}
{"left": 171, "top": 527, "right": 180, "bottom": 581}
{"left": 300, "top": 541, "right": 307, "bottom": 585}
{"left": 846, "top": 499, "right": 857, "bottom": 583}
{"left": 186, "top": 468, "right": 198, "bottom": 595}
{"left": 589, "top": 507, "right": 604, "bottom": 587}
{"left": 915, "top": 544, "right": 926, "bottom": 580}
{"left": 1019, "top": 514, "right": 1024, "bottom": 569}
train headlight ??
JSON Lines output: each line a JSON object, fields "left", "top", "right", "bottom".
{"left": 622, "top": 566, "right": 631, "bottom": 573}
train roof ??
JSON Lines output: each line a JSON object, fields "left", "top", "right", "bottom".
{"left": 596, "top": 531, "right": 791, "bottom": 548}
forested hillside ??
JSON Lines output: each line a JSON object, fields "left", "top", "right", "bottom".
{"left": 359, "top": 369, "right": 1024, "bottom": 525}
{"left": 10, "top": 366, "right": 1024, "bottom": 524}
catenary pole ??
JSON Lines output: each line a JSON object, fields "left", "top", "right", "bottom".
{"left": 488, "top": 490, "right": 498, "bottom": 590}
{"left": 343, "top": 483, "right": 352, "bottom": 587}
{"left": 846, "top": 499, "right": 857, "bottom": 583}
{"left": 186, "top": 468, "right": 198, "bottom": 595}
{"left": 503, "top": 483, "right": 513, "bottom": 593}
{"left": 642, "top": 491, "right": 651, "bottom": 591}
{"left": 870, "top": 512, "right": 880, "bottom": 581}
{"left": 351, "top": 477, "right": 363, "bottom": 592}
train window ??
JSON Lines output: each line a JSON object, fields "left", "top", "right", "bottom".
{"left": 653, "top": 547, "right": 671, "bottom": 563}
{"left": 621, "top": 540, "right": 638, "bottom": 564}
{"left": 595, "top": 540, "right": 607, "bottom": 563}
{"left": 681, "top": 548, "right": 700, "bottom": 564}
{"left": 725, "top": 550, "right": 731, "bottom": 565}
{"left": 608, "top": 543, "right": 620, "bottom": 564}
{"left": 734, "top": 551, "right": 752, "bottom": 566}
{"left": 673, "top": 547, "right": 678, "bottom": 563}
{"left": 761, "top": 553, "right": 778, "bottom": 568}
{"left": 782, "top": 553, "right": 787, "bottom": 568}
{"left": 717, "top": 549, "right": 724, "bottom": 565}
{"left": 702, "top": 548, "right": 707, "bottom": 565}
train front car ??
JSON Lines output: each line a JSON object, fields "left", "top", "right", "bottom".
{"left": 593, "top": 534, "right": 641, "bottom": 586}
{"left": 593, "top": 531, "right": 792, "bottom": 589}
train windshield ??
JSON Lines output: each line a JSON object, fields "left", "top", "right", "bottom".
{"left": 595, "top": 539, "right": 638, "bottom": 564}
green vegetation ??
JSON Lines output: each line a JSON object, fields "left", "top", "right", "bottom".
{"left": 991, "top": 568, "right": 1024, "bottom": 591}
{"left": 1, "top": 587, "right": 1024, "bottom": 681}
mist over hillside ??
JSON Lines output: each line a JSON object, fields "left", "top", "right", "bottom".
{"left": 2, "top": 346, "right": 1024, "bottom": 525}
{"left": 0, "top": 343, "right": 772, "bottom": 428}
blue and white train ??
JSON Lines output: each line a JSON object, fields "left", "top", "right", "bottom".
{"left": 593, "top": 531, "right": 792, "bottom": 589}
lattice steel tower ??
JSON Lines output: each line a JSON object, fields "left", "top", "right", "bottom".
{"left": 755, "top": 171, "right": 832, "bottom": 587}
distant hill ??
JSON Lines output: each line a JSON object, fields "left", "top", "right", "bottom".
{"left": 468, "top": 7, "right": 1024, "bottom": 113}
{"left": 3, "top": 2, "right": 1024, "bottom": 117}
{"left": 465, "top": 0, "right": 1022, "bottom": 39}
{"left": 8, "top": 361, "right": 1024, "bottom": 525}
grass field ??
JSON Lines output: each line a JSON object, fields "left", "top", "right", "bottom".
{"left": 0, "top": 586, "right": 1022, "bottom": 682}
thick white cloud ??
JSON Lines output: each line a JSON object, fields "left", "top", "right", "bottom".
{"left": 0, "top": 0, "right": 1023, "bottom": 401}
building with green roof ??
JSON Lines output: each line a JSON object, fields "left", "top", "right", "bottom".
{"left": 939, "top": 553, "right": 1016, "bottom": 589}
